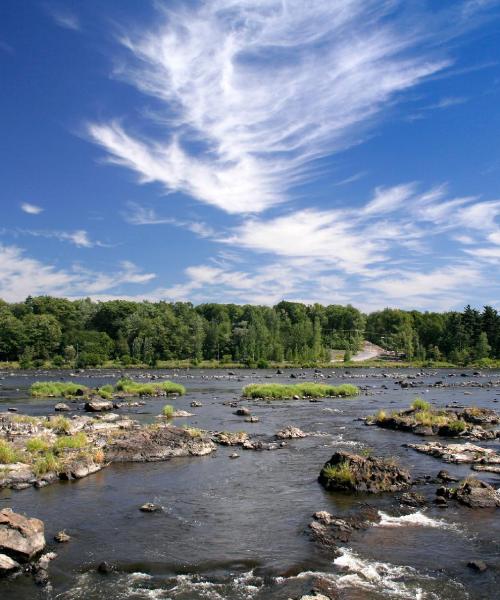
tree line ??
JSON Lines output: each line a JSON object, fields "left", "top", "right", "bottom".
{"left": 0, "top": 297, "right": 498, "bottom": 367}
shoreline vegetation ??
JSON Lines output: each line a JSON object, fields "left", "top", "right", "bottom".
{"left": 2, "top": 358, "right": 500, "bottom": 370}
{"left": 1, "top": 297, "right": 500, "bottom": 370}
{"left": 30, "top": 379, "right": 186, "bottom": 399}
{"left": 242, "top": 382, "right": 359, "bottom": 399}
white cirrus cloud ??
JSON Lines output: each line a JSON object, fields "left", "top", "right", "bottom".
{"left": 21, "top": 203, "right": 44, "bottom": 215}
{"left": 46, "top": 6, "right": 80, "bottom": 31}
{"left": 87, "top": 0, "right": 470, "bottom": 214}
{"left": 123, "top": 202, "right": 215, "bottom": 237}
{"left": 0, "top": 245, "right": 155, "bottom": 302}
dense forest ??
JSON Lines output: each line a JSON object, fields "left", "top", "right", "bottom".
{"left": 0, "top": 296, "right": 499, "bottom": 368}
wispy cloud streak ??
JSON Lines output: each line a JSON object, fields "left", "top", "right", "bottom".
{"left": 88, "top": 0, "right": 461, "bottom": 213}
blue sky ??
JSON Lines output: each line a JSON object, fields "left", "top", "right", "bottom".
{"left": 1, "top": 0, "right": 500, "bottom": 311}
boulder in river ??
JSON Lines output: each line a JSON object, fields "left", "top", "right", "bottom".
{"left": 84, "top": 400, "right": 113, "bottom": 412}
{"left": 0, "top": 553, "right": 20, "bottom": 575}
{"left": 139, "top": 503, "right": 161, "bottom": 512}
{"left": 275, "top": 426, "right": 307, "bottom": 439}
{"left": 437, "top": 477, "right": 500, "bottom": 508}
{"left": 54, "top": 530, "right": 71, "bottom": 543}
{"left": 54, "top": 403, "right": 70, "bottom": 412}
{"left": 234, "top": 407, "right": 251, "bottom": 416}
{"left": 0, "top": 508, "right": 45, "bottom": 562}
{"left": 318, "top": 451, "right": 412, "bottom": 493}
{"left": 308, "top": 506, "right": 380, "bottom": 551}
{"left": 212, "top": 431, "right": 249, "bottom": 446}
{"left": 467, "top": 560, "right": 488, "bottom": 572}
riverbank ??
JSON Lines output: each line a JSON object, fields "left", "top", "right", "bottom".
{"left": 3, "top": 358, "right": 500, "bottom": 371}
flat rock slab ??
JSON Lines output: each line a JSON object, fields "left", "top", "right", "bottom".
{"left": 105, "top": 425, "right": 215, "bottom": 462}
{"left": 408, "top": 441, "right": 500, "bottom": 466}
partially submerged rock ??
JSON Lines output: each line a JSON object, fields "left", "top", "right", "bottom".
{"left": 308, "top": 506, "right": 380, "bottom": 551}
{"left": 0, "top": 508, "right": 45, "bottom": 562}
{"left": 84, "top": 400, "right": 113, "bottom": 412}
{"left": 139, "top": 503, "right": 161, "bottom": 512}
{"left": 54, "top": 403, "right": 70, "bottom": 412}
{"left": 275, "top": 426, "right": 307, "bottom": 439}
{"left": 54, "top": 530, "right": 71, "bottom": 543}
{"left": 0, "top": 553, "right": 20, "bottom": 574}
{"left": 437, "top": 478, "right": 500, "bottom": 508}
{"left": 212, "top": 431, "right": 249, "bottom": 446}
{"left": 319, "top": 451, "right": 412, "bottom": 493}
{"left": 105, "top": 424, "right": 215, "bottom": 462}
{"left": 369, "top": 405, "right": 499, "bottom": 440}
{"left": 407, "top": 442, "right": 500, "bottom": 473}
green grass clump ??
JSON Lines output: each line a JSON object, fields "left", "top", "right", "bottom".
{"left": 115, "top": 378, "right": 186, "bottom": 396}
{"left": 33, "top": 451, "right": 60, "bottom": 476}
{"left": 242, "top": 382, "right": 359, "bottom": 399}
{"left": 97, "top": 384, "right": 114, "bottom": 399}
{"left": 31, "top": 381, "right": 88, "bottom": 398}
{"left": 26, "top": 437, "right": 51, "bottom": 453}
{"left": 182, "top": 426, "right": 203, "bottom": 438}
{"left": 162, "top": 404, "right": 175, "bottom": 418}
{"left": 53, "top": 432, "right": 88, "bottom": 451}
{"left": 375, "top": 409, "right": 387, "bottom": 422}
{"left": 11, "top": 415, "right": 39, "bottom": 425}
{"left": 414, "top": 410, "right": 449, "bottom": 427}
{"left": 411, "top": 398, "right": 431, "bottom": 411}
{"left": 447, "top": 419, "right": 467, "bottom": 434}
{"left": 322, "top": 461, "right": 355, "bottom": 486}
{"left": 46, "top": 416, "right": 72, "bottom": 433}
{"left": 0, "top": 440, "right": 21, "bottom": 464}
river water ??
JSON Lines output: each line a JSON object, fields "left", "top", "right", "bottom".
{"left": 0, "top": 368, "right": 499, "bottom": 600}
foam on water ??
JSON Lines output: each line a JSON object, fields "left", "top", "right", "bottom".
{"left": 376, "top": 510, "right": 459, "bottom": 531}
{"left": 59, "top": 570, "right": 263, "bottom": 600}
{"left": 332, "top": 549, "right": 467, "bottom": 599}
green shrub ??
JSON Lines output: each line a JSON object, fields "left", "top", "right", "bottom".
{"left": 242, "top": 382, "right": 359, "bottom": 399}
{"left": 31, "top": 381, "right": 88, "bottom": 398}
{"left": 162, "top": 404, "right": 175, "bottom": 418}
{"left": 0, "top": 440, "right": 21, "bottom": 464}
{"left": 411, "top": 398, "right": 431, "bottom": 411}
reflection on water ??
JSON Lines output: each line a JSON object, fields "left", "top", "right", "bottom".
{"left": 0, "top": 368, "right": 498, "bottom": 599}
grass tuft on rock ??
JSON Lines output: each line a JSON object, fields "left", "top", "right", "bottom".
{"left": 46, "top": 416, "right": 72, "bottom": 433}
{"left": 321, "top": 461, "right": 355, "bottom": 486}
{"left": 53, "top": 432, "right": 88, "bottom": 451}
{"left": 31, "top": 381, "right": 88, "bottom": 398}
{"left": 242, "top": 382, "right": 359, "bottom": 399}
{"left": 33, "top": 451, "right": 60, "bottom": 476}
{"left": 411, "top": 397, "right": 431, "bottom": 411}
{"left": 26, "top": 437, "right": 51, "bottom": 453}
{"left": 162, "top": 404, "right": 175, "bottom": 418}
{"left": 115, "top": 378, "right": 186, "bottom": 396}
{"left": 0, "top": 440, "right": 22, "bottom": 464}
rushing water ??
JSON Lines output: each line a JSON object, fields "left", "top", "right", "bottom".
{"left": 0, "top": 368, "right": 499, "bottom": 599}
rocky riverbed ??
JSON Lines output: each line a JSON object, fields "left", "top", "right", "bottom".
{"left": 0, "top": 367, "right": 499, "bottom": 599}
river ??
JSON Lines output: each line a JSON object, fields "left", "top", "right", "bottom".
{"left": 0, "top": 368, "right": 498, "bottom": 599}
